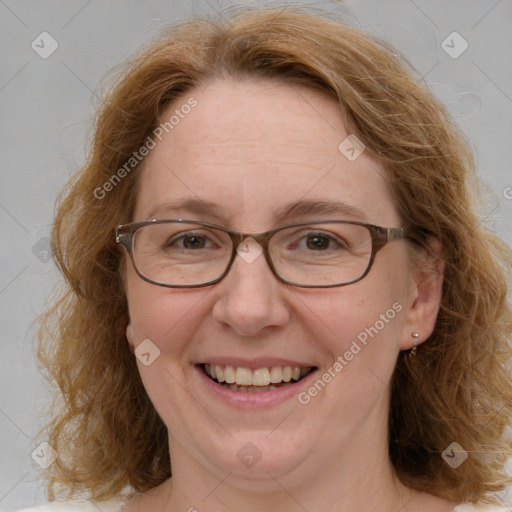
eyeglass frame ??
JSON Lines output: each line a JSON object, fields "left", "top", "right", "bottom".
{"left": 115, "top": 218, "right": 408, "bottom": 289}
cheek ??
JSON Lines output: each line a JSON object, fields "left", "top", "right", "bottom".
{"left": 298, "top": 274, "right": 407, "bottom": 420}
{"left": 305, "top": 292, "right": 404, "bottom": 371}
{"left": 306, "top": 281, "right": 405, "bottom": 344}
{"left": 124, "top": 262, "right": 208, "bottom": 355}
{"left": 300, "top": 256, "right": 408, "bottom": 371}
{"left": 124, "top": 267, "right": 211, "bottom": 420}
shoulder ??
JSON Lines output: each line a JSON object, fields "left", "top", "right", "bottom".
{"left": 453, "top": 504, "right": 512, "bottom": 512}
{"left": 15, "top": 494, "right": 127, "bottom": 512}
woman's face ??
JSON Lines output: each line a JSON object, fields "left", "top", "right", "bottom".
{"left": 123, "top": 78, "right": 437, "bottom": 489}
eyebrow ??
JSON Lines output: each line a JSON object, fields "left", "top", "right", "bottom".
{"left": 147, "top": 198, "right": 368, "bottom": 224}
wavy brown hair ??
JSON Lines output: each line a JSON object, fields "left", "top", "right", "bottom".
{"left": 35, "top": 5, "right": 512, "bottom": 506}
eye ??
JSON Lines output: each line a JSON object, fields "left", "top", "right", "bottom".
{"left": 296, "top": 231, "right": 348, "bottom": 251}
{"left": 305, "top": 233, "right": 336, "bottom": 251}
{"left": 166, "top": 231, "right": 217, "bottom": 250}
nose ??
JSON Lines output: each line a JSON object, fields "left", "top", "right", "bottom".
{"left": 210, "top": 241, "right": 290, "bottom": 336}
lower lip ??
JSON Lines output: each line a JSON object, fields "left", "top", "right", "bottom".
{"left": 194, "top": 365, "right": 318, "bottom": 409}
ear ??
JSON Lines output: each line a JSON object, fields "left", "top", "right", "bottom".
{"left": 400, "top": 237, "right": 444, "bottom": 351}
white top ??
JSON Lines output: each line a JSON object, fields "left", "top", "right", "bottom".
{"left": 14, "top": 495, "right": 512, "bottom": 512}
{"left": 16, "top": 495, "right": 128, "bottom": 512}
{"left": 16, "top": 495, "right": 127, "bottom": 512}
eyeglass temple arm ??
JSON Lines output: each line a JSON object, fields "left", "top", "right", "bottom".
{"left": 387, "top": 227, "right": 406, "bottom": 241}
{"left": 115, "top": 228, "right": 131, "bottom": 249}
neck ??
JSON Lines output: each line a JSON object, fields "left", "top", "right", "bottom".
{"left": 156, "top": 400, "right": 421, "bottom": 512}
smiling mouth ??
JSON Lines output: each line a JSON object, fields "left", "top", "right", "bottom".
{"left": 201, "top": 363, "right": 316, "bottom": 392}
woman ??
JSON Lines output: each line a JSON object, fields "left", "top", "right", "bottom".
{"left": 22, "top": 6, "right": 512, "bottom": 512}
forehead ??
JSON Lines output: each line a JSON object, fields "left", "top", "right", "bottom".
{"left": 132, "top": 78, "right": 399, "bottom": 229}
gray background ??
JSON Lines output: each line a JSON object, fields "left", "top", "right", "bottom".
{"left": 1, "top": 0, "right": 511, "bottom": 510}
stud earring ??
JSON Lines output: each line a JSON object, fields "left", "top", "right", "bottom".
{"left": 408, "top": 332, "right": 419, "bottom": 358}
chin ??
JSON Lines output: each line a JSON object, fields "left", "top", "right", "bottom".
{"left": 200, "top": 432, "right": 312, "bottom": 487}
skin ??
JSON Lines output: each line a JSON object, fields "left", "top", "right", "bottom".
{"left": 122, "top": 78, "right": 456, "bottom": 512}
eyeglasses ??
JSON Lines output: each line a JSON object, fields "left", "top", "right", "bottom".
{"left": 115, "top": 219, "right": 407, "bottom": 288}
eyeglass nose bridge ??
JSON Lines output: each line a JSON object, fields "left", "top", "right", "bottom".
{"left": 222, "top": 230, "right": 283, "bottom": 284}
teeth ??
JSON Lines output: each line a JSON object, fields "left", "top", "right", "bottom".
{"left": 269, "top": 366, "right": 282, "bottom": 383}
{"left": 252, "top": 368, "right": 271, "bottom": 386}
{"left": 203, "top": 364, "right": 314, "bottom": 387}
{"left": 226, "top": 384, "right": 279, "bottom": 392}
{"left": 224, "top": 365, "right": 235, "bottom": 384}
{"left": 235, "top": 367, "right": 252, "bottom": 386}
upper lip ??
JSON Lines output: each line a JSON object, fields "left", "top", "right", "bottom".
{"left": 196, "top": 357, "right": 317, "bottom": 369}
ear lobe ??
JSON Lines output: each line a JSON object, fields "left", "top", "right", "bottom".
{"left": 400, "top": 237, "right": 444, "bottom": 351}
{"left": 126, "top": 323, "right": 135, "bottom": 351}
